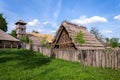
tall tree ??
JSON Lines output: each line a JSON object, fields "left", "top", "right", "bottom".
{"left": 0, "top": 14, "right": 8, "bottom": 32}
{"left": 10, "top": 29, "right": 17, "bottom": 38}
{"left": 90, "top": 27, "right": 103, "bottom": 42}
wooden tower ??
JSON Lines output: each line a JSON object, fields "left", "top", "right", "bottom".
{"left": 15, "top": 20, "right": 27, "bottom": 39}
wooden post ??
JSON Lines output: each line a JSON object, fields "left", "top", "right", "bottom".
{"left": 115, "top": 50, "right": 118, "bottom": 69}
{"left": 80, "top": 50, "right": 85, "bottom": 70}
{"left": 104, "top": 50, "right": 106, "bottom": 68}
{"left": 85, "top": 50, "right": 88, "bottom": 66}
{"left": 11, "top": 44, "right": 13, "bottom": 48}
{"left": 102, "top": 50, "right": 105, "bottom": 68}
{"left": 106, "top": 50, "right": 109, "bottom": 68}
{"left": 93, "top": 50, "right": 96, "bottom": 67}
{"left": 96, "top": 49, "right": 99, "bottom": 67}
{"left": 118, "top": 49, "right": 120, "bottom": 69}
{"left": 99, "top": 51, "right": 102, "bottom": 67}
{"left": 4, "top": 44, "right": 5, "bottom": 48}
{"left": 87, "top": 50, "right": 90, "bottom": 66}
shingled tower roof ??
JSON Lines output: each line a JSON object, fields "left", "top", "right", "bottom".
{"left": 15, "top": 20, "right": 27, "bottom": 25}
{"left": 52, "top": 21, "right": 104, "bottom": 49}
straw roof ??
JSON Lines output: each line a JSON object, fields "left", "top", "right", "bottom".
{"left": 53, "top": 21, "right": 104, "bottom": 49}
{"left": 27, "top": 32, "right": 54, "bottom": 43}
{"left": 0, "top": 29, "right": 19, "bottom": 41}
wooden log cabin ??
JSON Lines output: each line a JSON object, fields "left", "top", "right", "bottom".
{"left": 52, "top": 21, "right": 104, "bottom": 50}
{"left": 0, "top": 29, "right": 19, "bottom": 48}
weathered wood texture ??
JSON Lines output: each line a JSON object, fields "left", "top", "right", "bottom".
{"left": 26, "top": 44, "right": 120, "bottom": 69}
{"left": 0, "top": 40, "right": 19, "bottom": 48}
{"left": 52, "top": 21, "right": 104, "bottom": 50}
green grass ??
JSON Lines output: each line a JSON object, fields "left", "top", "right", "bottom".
{"left": 0, "top": 49, "right": 119, "bottom": 80}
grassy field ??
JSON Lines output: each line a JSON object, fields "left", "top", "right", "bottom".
{"left": 0, "top": 49, "right": 119, "bottom": 80}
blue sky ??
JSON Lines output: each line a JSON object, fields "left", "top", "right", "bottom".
{"left": 0, "top": 0, "right": 120, "bottom": 38}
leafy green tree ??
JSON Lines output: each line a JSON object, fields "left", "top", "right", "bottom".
{"left": 20, "top": 35, "right": 27, "bottom": 49}
{"left": 74, "top": 31, "right": 85, "bottom": 45}
{"left": 20, "top": 35, "right": 27, "bottom": 43}
{"left": 29, "top": 39, "right": 33, "bottom": 44}
{"left": 119, "top": 43, "right": 120, "bottom": 47}
{"left": 0, "top": 14, "right": 8, "bottom": 32}
{"left": 10, "top": 29, "right": 17, "bottom": 38}
{"left": 74, "top": 30, "right": 85, "bottom": 70}
{"left": 110, "top": 38, "right": 119, "bottom": 48}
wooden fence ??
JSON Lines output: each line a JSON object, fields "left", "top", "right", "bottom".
{"left": 26, "top": 44, "right": 120, "bottom": 69}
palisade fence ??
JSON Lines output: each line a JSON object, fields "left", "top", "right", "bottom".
{"left": 26, "top": 44, "right": 120, "bottom": 69}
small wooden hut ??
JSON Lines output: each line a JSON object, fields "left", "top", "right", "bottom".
{"left": 0, "top": 29, "right": 19, "bottom": 48}
{"left": 52, "top": 21, "right": 104, "bottom": 50}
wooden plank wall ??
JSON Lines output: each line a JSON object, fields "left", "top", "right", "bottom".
{"left": 26, "top": 44, "right": 120, "bottom": 69}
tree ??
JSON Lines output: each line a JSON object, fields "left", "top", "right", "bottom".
{"left": 104, "top": 37, "right": 110, "bottom": 47}
{"left": 74, "top": 31, "right": 85, "bottom": 45}
{"left": 73, "top": 30, "right": 85, "bottom": 70}
{"left": 32, "top": 30, "right": 39, "bottom": 33}
{"left": 110, "top": 38, "right": 119, "bottom": 48}
{"left": 119, "top": 43, "right": 120, "bottom": 48}
{"left": 104, "top": 37, "right": 119, "bottom": 48}
{"left": 90, "top": 27, "right": 103, "bottom": 42}
{"left": 20, "top": 35, "right": 27, "bottom": 43}
{"left": 20, "top": 35, "right": 27, "bottom": 49}
{"left": 29, "top": 39, "right": 33, "bottom": 44}
{"left": 0, "top": 14, "right": 8, "bottom": 32}
{"left": 10, "top": 29, "right": 17, "bottom": 38}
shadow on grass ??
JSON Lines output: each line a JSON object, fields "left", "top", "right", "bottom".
{"left": 0, "top": 49, "right": 52, "bottom": 69}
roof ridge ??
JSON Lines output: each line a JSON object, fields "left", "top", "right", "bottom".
{"left": 62, "top": 20, "right": 86, "bottom": 29}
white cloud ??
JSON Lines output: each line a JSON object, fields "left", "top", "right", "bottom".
{"left": 43, "top": 21, "right": 49, "bottom": 25}
{"left": 27, "top": 19, "right": 40, "bottom": 27}
{"left": 114, "top": 15, "right": 120, "bottom": 21}
{"left": 43, "top": 21, "right": 58, "bottom": 28}
{"left": 50, "top": 30, "right": 56, "bottom": 33}
{"left": 101, "top": 30, "right": 113, "bottom": 34}
{"left": 71, "top": 16, "right": 108, "bottom": 25}
{"left": 38, "top": 29, "right": 45, "bottom": 33}
{"left": 27, "top": 19, "right": 58, "bottom": 28}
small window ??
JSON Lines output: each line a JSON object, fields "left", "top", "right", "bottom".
{"left": 21, "top": 29, "right": 23, "bottom": 31}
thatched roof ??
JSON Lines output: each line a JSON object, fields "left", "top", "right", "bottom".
{"left": 27, "top": 32, "right": 54, "bottom": 43}
{"left": 0, "top": 29, "right": 19, "bottom": 41}
{"left": 53, "top": 21, "right": 104, "bottom": 49}
{"left": 15, "top": 20, "right": 27, "bottom": 25}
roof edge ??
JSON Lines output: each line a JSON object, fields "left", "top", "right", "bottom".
{"left": 62, "top": 20, "right": 87, "bottom": 30}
